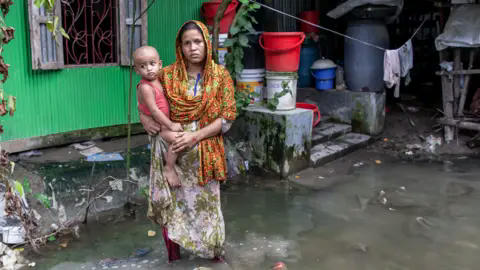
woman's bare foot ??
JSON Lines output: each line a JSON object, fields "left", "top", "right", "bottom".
{"left": 164, "top": 166, "right": 181, "bottom": 187}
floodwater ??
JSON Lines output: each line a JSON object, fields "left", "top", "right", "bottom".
{"left": 29, "top": 156, "right": 480, "bottom": 270}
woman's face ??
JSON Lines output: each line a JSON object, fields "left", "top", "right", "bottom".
{"left": 181, "top": 29, "right": 206, "bottom": 66}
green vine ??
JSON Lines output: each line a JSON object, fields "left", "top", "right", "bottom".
{"left": 264, "top": 80, "right": 292, "bottom": 111}
{"left": 224, "top": 0, "right": 260, "bottom": 116}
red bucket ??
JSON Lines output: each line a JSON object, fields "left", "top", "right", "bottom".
{"left": 259, "top": 32, "right": 305, "bottom": 72}
{"left": 201, "top": 0, "right": 239, "bottom": 34}
{"left": 299, "top": 11, "right": 319, "bottom": 33}
{"left": 296, "top": 102, "right": 321, "bottom": 127}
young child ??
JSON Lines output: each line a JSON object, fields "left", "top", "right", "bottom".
{"left": 134, "top": 46, "right": 182, "bottom": 187}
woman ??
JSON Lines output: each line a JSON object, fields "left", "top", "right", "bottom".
{"left": 139, "top": 20, "right": 236, "bottom": 262}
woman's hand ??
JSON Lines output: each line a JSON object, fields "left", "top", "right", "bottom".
{"left": 139, "top": 113, "right": 161, "bottom": 135}
{"left": 171, "top": 131, "right": 200, "bottom": 153}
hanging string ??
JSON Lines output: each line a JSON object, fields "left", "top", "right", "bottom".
{"left": 248, "top": 0, "right": 428, "bottom": 52}
{"left": 409, "top": 18, "right": 427, "bottom": 41}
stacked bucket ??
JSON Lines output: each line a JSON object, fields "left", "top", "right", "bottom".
{"left": 260, "top": 32, "right": 305, "bottom": 110}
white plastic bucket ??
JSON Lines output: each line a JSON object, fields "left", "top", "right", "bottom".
{"left": 2, "top": 226, "right": 26, "bottom": 244}
{"left": 265, "top": 72, "right": 297, "bottom": 110}
{"left": 236, "top": 69, "right": 265, "bottom": 104}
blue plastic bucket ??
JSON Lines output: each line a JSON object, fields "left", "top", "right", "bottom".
{"left": 311, "top": 67, "right": 336, "bottom": 90}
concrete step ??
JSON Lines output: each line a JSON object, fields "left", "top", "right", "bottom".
{"left": 312, "top": 123, "right": 352, "bottom": 146}
{"left": 310, "top": 132, "right": 372, "bottom": 167}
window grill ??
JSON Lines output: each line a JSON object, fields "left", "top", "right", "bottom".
{"left": 61, "top": 0, "right": 118, "bottom": 65}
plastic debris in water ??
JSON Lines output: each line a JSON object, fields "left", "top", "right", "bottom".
{"left": 272, "top": 262, "right": 288, "bottom": 270}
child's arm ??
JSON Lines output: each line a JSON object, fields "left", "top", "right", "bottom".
{"left": 138, "top": 84, "right": 180, "bottom": 131}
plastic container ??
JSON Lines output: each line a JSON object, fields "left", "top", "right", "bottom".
{"left": 236, "top": 69, "right": 265, "bottom": 104}
{"left": 265, "top": 71, "right": 297, "bottom": 110}
{"left": 259, "top": 32, "right": 305, "bottom": 72}
{"left": 298, "top": 45, "right": 319, "bottom": 87}
{"left": 201, "top": 0, "right": 239, "bottom": 33}
{"left": 2, "top": 226, "right": 26, "bottom": 244}
{"left": 299, "top": 11, "right": 320, "bottom": 33}
{"left": 311, "top": 58, "right": 337, "bottom": 90}
{"left": 344, "top": 19, "right": 389, "bottom": 92}
{"left": 296, "top": 102, "right": 321, "bottom": 127}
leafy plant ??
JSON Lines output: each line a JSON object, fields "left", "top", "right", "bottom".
{"left": 224, "top": 0, "right": 260, "bottom": 79}
{"left": 33, "top": 0, "right": 69, "bottom": 40}
{"left": 224, "top": 0, "right": 260, "bottom": 117}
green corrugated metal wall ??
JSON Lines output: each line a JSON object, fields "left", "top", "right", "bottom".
{"left": 2, "top": 0, "right": 208, "bottom": 141}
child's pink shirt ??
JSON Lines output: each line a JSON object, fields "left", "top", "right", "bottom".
{"left": 137, "top": 79, "right": 169, "bottom": 117}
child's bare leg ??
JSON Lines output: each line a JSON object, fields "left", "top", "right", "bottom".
{"left": 159, "top": 126, "right": 180, "bottom": 187}
{"left": 164, "top": 148, "right": 180, "bottom": 187}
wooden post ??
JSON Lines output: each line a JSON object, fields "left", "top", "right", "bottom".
{"left": 457, "top": 49, "right": 477, "bottom": 116}
{"left": 453, "top": 48, "right": 462, "bottom": 114}
{"left": 439, "top": 50, "right": 455, "bottom": 142}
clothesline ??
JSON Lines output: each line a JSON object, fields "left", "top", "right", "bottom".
{"left": 248, "top": 0, "right": 426, "bottom": 52}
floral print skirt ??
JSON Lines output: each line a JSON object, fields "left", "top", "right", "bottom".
{"left": 147, "top": 130, "right": 225, "bottom": 259}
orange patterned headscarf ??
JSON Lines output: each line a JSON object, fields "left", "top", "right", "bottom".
{"left": 160, "top": 20, "right": 236, "bottom": 185}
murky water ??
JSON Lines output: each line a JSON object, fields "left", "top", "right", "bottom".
{"left": 29, "top": 157, "right": 480, "bottom": 270}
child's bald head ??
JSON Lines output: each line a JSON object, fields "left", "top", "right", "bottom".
{"left": 133, "top": 46, "right": 160, "bottom": 65}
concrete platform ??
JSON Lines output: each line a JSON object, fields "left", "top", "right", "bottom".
{"left": 298, "top": 88, "right": 385, "bottom": 135}
{"left": 310, "top": 132, "right": 372, "bottom": 167}
{"left": 229, "top": 105, "right": 313, "bottom": 177}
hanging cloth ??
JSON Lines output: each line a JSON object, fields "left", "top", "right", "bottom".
{"left": 383, "top": 49, "right": 401, "bottom": 97}
{"left": 398, "top": 39, "right": 413, "bottom": 85}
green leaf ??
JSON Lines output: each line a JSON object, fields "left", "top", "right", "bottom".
{"left": 46, "top": 21, "right": 54, "bottom": 33}
{"left": 47, "top": 0, "right": 55, "bottom": 10}
{"left": 47, "top": 235, "right": 56, "bottom": 242}
{"left": 53, "top": 16, "right": 59, "bottom": 32}
{"left": 243, "top": 22, "right": 254, "bottom": 32}
{"left": 229, "top": 25, "right": 240, "bottom": 36}
{"left": 239, "top": 0, "right": 249, "bottom": 4}
{"left": 233, "top": 47, "right": 244, "bottom": 58}
{"left": 34, "top": 0, "right": 46, "bottom": 8}
{"left": 238, "top": 34, "right": 249, "bottom": 47}
{"left": 14, "top": 181, "right": 24, "bottom": 197}
{"left": 35, "top": 193, "right": 51, "bottom": 209}
{"left": 223, "top": 37, "right": 236, "bottom": 48}
{"left": 249, "top": 15, "right": 258, "bottom": 25}
{"left": 236, "top": 16, "right": 248, "bottom": 28}
{"left": 23, "top": 178, "right": 32, "bottom": 194}
{"left": 59, "top": 27, "right": 69, "bottom": 39}
{"left": 253, "top": 3, "right": 261, "bottom": 9}
{"left": 234, "top": 60, "right": 243, "bottom": 75}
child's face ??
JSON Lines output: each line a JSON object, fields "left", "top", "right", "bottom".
{"left": 134, "top": 52, "right": 162, "bottom": 81}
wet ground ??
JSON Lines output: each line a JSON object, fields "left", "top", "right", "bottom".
{"left": 25, "top": 155, "right": 480, "bottom": 270}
